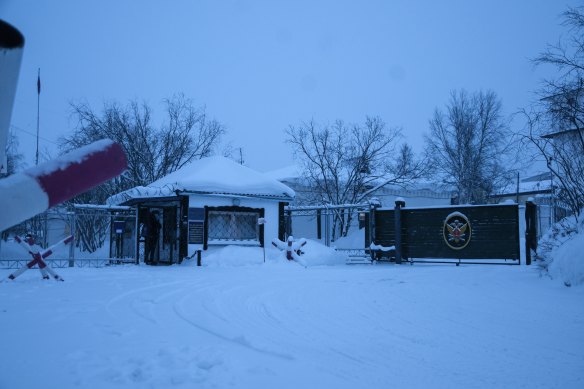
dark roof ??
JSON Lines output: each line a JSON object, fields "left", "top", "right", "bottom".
{"left": 522, "top": 172, "right": 552, "bottom": 182}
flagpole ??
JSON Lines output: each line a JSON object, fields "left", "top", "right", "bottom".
{"left": 36, "top": 68, "right": 40, "bottom": 166}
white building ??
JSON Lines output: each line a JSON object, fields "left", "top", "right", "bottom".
{"left": 108, "top": 157, "right": 294, "bottom": 264}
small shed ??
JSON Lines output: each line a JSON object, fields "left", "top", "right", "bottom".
{"left": 108, "top": 157, "right": 295, "bottom": 264}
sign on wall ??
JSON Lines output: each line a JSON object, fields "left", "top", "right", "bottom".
{"left": 113, "top": 220, "right": 125, "bottom": 234}
{"left": 443, "top": 211, "right": 471, "bottom": 250}
{"left": 188, "top": 208, "right": 205, "bottom": 245}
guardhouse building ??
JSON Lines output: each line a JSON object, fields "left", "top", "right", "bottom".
{"left": 107, "top": 157, "right": 295, "bottom": 264}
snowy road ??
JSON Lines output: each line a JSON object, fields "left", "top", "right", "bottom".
{"left": 1, "top": 262, "right": 583, "bottom": 388}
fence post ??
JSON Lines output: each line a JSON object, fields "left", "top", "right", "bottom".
{"left": 135, "top": 208, "right": 140, "bottom": 265}
{"left": 324, "top": 206, "right": 331, "bottom": 247}
{"left": 285, "top": 209, "right": 292, "bottom": 239}
{"left": 316, "top": 209, "right": 322, "bottom": 240}
{"left": 525, "top": 198, "right": 537, "bottom": 266}
{"left": 394, "top": 198, "right": 406, "bottom": 264}
{"left": 368, "top": 198, "right": 381, "bottom": 260}
{"left": 328, "top": 208, "right": 332, "bottom": 247}
{"left": 69, "top": 211, "right": 76, "bottom": 267}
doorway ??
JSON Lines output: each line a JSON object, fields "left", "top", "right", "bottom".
{"left": 139, "top": 204, "right": 181, "bottom": 265}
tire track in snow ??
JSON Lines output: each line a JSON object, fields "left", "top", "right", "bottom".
{"left": 172, "top": 287, "right": 295, "bottom": 361}
{"left": 105, "top": 280, "right": 185, "bottom": 322}
{"left": 201, "top": 270, "right": 392, "bottom": 376}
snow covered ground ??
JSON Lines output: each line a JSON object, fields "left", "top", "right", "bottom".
{"left": 1, "top": 244, "right": 583, "bottom": 389}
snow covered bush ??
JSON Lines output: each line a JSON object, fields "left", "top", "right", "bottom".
{"left": 538, "top": 212, "right": 584, "bottom": 287}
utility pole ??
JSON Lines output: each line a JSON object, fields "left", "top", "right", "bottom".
{"left": 549, "top": 157, "right": 555, "bottom": 225}
{"left": 34, "top": 69, "right": 41, "bottom": 244}
{"left": 35, "top": 68, "right": 40, "bottom": 166}
{"left": 515, "top": 171, "right": 520, "bottom": 204}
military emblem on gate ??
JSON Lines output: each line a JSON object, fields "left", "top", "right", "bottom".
{"left": 443, "top": 212, "right": 472, "bottom": 250}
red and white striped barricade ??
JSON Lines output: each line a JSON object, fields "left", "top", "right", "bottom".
{"left": 272, "top": 236, "right": 307, "bottom": 264}
{"left": 6, "top": 235, "right": 74, "bottom": 281}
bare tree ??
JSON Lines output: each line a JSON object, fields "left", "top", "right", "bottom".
{"left": 522, "top": 6, "right": 584, "bottom": 217}
{"left": 61, "top": 94, "right": 225, "bottom": 252}
{"left": 286, "top": 116, "right": 425, "bottom": 239}
{"left": 1, "top": 130, "right": 24, "bottom": 177}
{"left": 63, "top": 94, "right": 225, "bottom": 197}
{"left": 425, "top": 90, "right": 512, "bottom": 204}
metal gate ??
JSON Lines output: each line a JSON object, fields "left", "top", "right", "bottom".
{"left": 284, "top": 203, "right": 373, "bottom": 260}
{"left": 369, "top": 200, "right": 521, "bottom": 265}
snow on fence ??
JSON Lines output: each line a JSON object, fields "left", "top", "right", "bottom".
{"left": 284, "top": 203, "right": 371, "bottom": 255}
{"left": 0, "top": 205, "right": 137, "bottom": 269}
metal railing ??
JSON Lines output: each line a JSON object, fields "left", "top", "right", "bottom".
{"left": 0, "top": 258, "right": 121, "bottom": 269}
{"left": 1, "top": 205, "right": 137, "bottom": 269}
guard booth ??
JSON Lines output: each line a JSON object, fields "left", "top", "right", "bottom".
{"left": 105, "top": 195, "right": 190, "bottom": 265}
{"left": 134, "top": 196, "right": 188, "bottom": 265}
{"left": 106, "top": 157, "right": 295, "bottom": 265}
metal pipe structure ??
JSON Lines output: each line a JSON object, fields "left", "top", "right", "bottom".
{"left": 0, "top": 139, "right": 127, "bottom": 231}
{"left": 0, "top": 21, "right": 128, "bottom": 232}
{"left": 0, "top": 20, "right": 24, "bottom": 176}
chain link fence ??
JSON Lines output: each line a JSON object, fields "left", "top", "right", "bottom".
{"left": 284, "top": 204, "right": 369, "bottom": 253}
{"left": 0, "top": 205, "right": 137, "bottom": 269}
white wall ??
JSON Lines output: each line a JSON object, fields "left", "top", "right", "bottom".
{"left": 188, "top": 194, "right": 281, "bottom": 251}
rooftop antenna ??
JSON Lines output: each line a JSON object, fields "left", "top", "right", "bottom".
{"left": 35, "top": 68, "right": 40, "bottom": 165}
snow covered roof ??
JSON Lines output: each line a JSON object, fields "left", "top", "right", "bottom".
{"left": 495, "top": 172, "right": 552, "bottom": 196}
{"left": 263, "top": 165, "right": 454, "bottom": 199}
{"left": 263, "top": 165, "right": 304, "bottom": 182}
{"left": 107, "top": 157, "right": 295, "bottom": 205}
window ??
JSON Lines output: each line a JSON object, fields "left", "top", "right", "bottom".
{"left": 208, "top": 210, "right": 259, "bottom": 242}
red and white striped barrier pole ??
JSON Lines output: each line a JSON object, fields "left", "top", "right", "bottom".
{"left": 0, "top": 139, "right": 127, "bottom": 231}
{"left": 0, "top": 20, "right": 24, "bottom": 175}
{"left": 1, "top": 22, "right": 127, "bottom": 230}
{"left": 7, "top": 235, "right": 73, "bottom": 281}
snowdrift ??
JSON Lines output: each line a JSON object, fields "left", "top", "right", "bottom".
{"left": 539, "top": 212, "right": 584, "bottom": 287}
{"left": 187, "top": 240, "right": 347, "bottom": 268}
{"left": 293, "top": 239, "right": 347, "bottom": 266}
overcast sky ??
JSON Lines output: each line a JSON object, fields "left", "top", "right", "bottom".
{"left": 1, "top": 0, "right": 578, "bottom": 173}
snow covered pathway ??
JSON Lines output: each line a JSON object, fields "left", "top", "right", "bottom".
{"left": 1, "top": 262, "right": 583, "bottom": 388}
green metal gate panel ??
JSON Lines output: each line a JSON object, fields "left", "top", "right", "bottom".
{"left": 373, "top": 204, "right": 519, "bottom": 260}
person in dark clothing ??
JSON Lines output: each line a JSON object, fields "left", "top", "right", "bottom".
{"left": 143, "top": 210, "right": 161, "bottom": 264}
